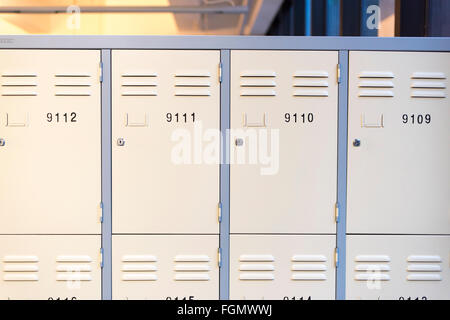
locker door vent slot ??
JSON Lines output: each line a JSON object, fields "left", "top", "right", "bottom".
{"left": 291, "top": 255, "right": 327, "bottom": 281}
{"left": 54, "top": 73, "right": 92, "bottom": 96}
{"left": 121, "top": 73, "right": 158, "bottom": 96}
{"left": 2, "top": 255, "right": 39, "bottom": 282}
{"left": 240, "top": 70, "right": 276, "bottom": 97}
{"left": 1, "top": 73, "right": 37, "bottom": 96}
{"left": 354, "top": 255, "right": 391, "bottom": 281}
{"left": 407, "top": 255, "right": 442, "bottom": 281}
{"left": 174, "top": 71, "right": 211, "bottom": 96}
{"left": 56, "top": 255, "right": 93, "bottom": 282}
{"left": 239, "top": 254, "right": 275, "bottom": 281}
{"left": 121, "top": 255, "right": 158, "bottom": 282}
{"left": 410, "top": 73, "right": 447, "bottom": 98}
{"left": 173, "top": 254, "right": 211, "bottom": 281}
{"left": 293, "top": 71, "right": 329, "bottom": 97}
{"left": 358, "top": 71, "right": 395, "bottom": 97}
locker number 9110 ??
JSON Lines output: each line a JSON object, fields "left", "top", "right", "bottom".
{"left": 284, "top": 112, "right": 314, "bottom": 123}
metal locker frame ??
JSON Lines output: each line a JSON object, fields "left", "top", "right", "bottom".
{"left": 0, "top": 36, "right": 448, "bottom": 300}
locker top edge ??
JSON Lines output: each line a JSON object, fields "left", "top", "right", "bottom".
{"left": 0, "top": 36, "right": 449, "bottom": 51}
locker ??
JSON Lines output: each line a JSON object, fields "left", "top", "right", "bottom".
{"left": 0, "top": 50, "right": 102, "bottom": 234}
{"left": 346, "top": 235, "right": 450, "bottom": 300}
{"left": 347, "top": 51, "right": 450, "bottom": 234}
{"left": 112, "top": 235, "right": 219, "bottom": 300}
{"left": 230, "top": 235, "right": 336, "bottom": 300}
{"left": 0, "top": 235, "right": 101, "bottom": 300}
{"left": 112, "top": 50, "right": 220, "bottom": 234}
{"left": 230, "top": 51, "right": 338, "bottom": 234}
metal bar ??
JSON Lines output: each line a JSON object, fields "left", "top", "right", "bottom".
{"left": 326, "top": 0, "right": 341, "bottom": 36}
{"left": 427, "top": 0, "right": 450, "bottom": 37}
{"left": 336, "top": 50, "right": 349, "bottom": 300}
{"left": 361, "top": 0, "right": 379, "bottom": 36}
{"left": 101, "top": 49, "right": 112, "bottom": 300}
{"left": 219, "top": 50, "right": 231, "bottom": 300}
{"left": 1, "top": 36, "right": 449, "bottom": 51}
{"left": 396, "top": 0, "right": 427, "bottom": 36}
{"left": 312, "top": 0, "right": 326, "bottom": 36}
{"left": 0, "top": 5, "right": 248, "bottom": 14}
{"left": 304, "top": 0, "right": 312, "bottom": 36}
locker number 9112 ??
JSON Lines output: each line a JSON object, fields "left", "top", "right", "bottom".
{"left": 46, "top": 112, "right": 77, "bottom": 123}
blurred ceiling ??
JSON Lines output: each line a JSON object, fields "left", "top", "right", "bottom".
{"left": 0, "top": 0, "right": 283, "bottom": 35}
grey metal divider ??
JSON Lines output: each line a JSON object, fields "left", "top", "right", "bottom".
{"left": 219, "top": 50, "right": 231, "bottom": 300}
{"left": 336, "top": 50, "right": 349, "bottom": 300}
{"left": 101, "top": 49, "right": 112, "bottom": 300}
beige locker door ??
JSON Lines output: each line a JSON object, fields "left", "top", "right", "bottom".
{"left": 347, "top": 51, "right": 450, "bottom": 234}
{"left": 112, "top": 235, "right": 219, "bottom": 300}
{"left": 230, "top": 51, "right": 338, "bottom": 234}
{"left": 0, "top": 235, "right": 101, "bottom": 300}
{"left": 112, "top": 50, "right": 220, "bottom": 234}
{"left": 347, "top": 235, "right": 450, "bottom": 300}
{"left": 230, "top": 235, "right": 336, "bottom": 300}
{"left": 0, "top": 50, "right": 101, "bottom": 234}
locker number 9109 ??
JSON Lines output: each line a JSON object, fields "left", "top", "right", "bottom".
{"left": 402, "top": 113, "right": 431, "bottom": 124}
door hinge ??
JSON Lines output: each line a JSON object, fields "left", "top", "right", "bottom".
{"left": 337, "top": 63, "right": 341, "bottom": 84}
{"left": 100, "top": 248, "right": 104, "bottom": 269}
{"left": 335, "top": 202, "right": 340, "bottom": 223}
{"left": 99, "top": 201, "right": 104, "bottom": 223}
{"left": 218, "top": 247, "right": 222, "bottom": 268}
{"left": 334, "top": 247, "right": 339, "bottom": 268}
{"left": 217, "top": 202, "right": 222, "bottom": 223}
{"left": 219, "top": 62, "right": 223, "bottom": 83}
{"left": 99, "top": 61, "right": 103, "bottom": 83}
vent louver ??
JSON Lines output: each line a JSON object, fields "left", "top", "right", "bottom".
{"left": 174, "top": 71, "right": 211, "bottom": 97}
{"left": 411, "top": 72, "right": 447, "bottom": 98}
{"left": 1, "top": 73, "right": 37, "bottom": 96}
{"left": 121, "top": 73, "right": 158, "bottom": 96}
{"left": 173, "top": 254, "right": 211, "bottom": 281}
{"left": 354, "top": 255, "right": 391, "bottom": 281}
{"left": 54, "top": 73, "right": 92, "bottom": 96}
{"left": 121, "top": 255, "right": 158, "bottom": 281}
{"left": 406, "top": 255, "right": 442, "bottom": 281}
{"left": 239, "top": 254, "right": 275, "bottom": 281}
{"left": 2, "top": 255, "right": 39, "bottom": 282}
{"left": 291, "top": 254, "right": 327, "bottom": 281}
{"left": 358, "top": 71, "right": 394, "bottom": 97}
{"left": 240, "top": 71, "right": 276, "bottom": 97}
{"left": 293, "top": 71, "right": 329, "bottom": 97}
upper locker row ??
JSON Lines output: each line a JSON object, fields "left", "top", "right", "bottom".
{"left": 0, "top": 50, "right": 448, "bottom": 300}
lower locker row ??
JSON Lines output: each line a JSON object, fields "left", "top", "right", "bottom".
{"left": 0, "top": 235, "right": 448, "bottom": 300}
